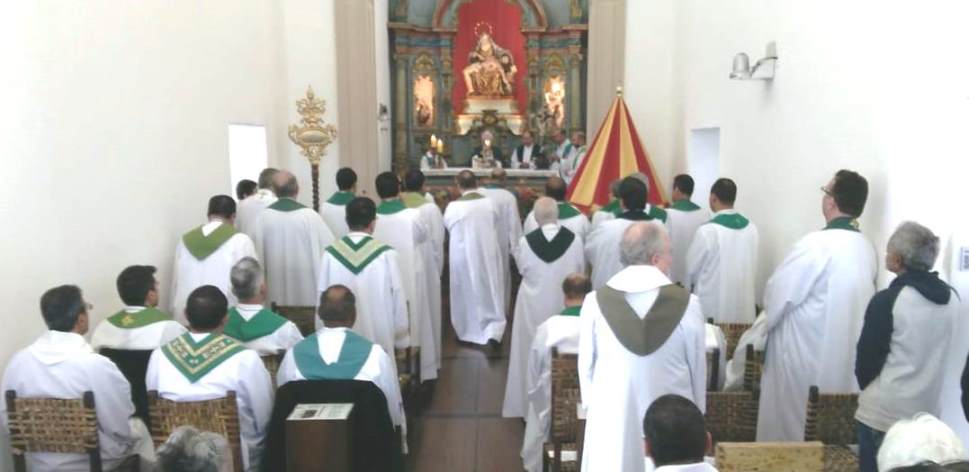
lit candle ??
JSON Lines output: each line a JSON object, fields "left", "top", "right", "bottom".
{"left": 436, "top": 139, "right": 444, "bottom": 154}
{"left": 430, "top": 135, "right": 437, "bottom": 149}
{"left": 484, "top": 139, "right": 492, "bottom": 148}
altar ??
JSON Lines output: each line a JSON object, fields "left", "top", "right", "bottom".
{"left": 424, "top": 168, "right": 557, "bottom": 211}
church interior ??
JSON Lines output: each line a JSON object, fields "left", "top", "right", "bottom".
{"left": 3, "top": 0, "right": 969, "bottom": 471}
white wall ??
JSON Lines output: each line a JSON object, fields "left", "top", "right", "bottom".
{"left": 374, "top": 0, "right": 394, "bottom": 173}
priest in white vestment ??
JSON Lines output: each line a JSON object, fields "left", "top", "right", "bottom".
{"left": 91, "top": 265, "right": 185, "bottom": 351}
{"left": 757, "top": 170, "right": 877, "bottom": 441}
{"left": 685, "top": 178, "right": 759, "bottom": 323}
{"left": 504, "top": 197, "right": 585, "bottom": 418}
{"left": 236, "top": 168, "right": 277, "bottom": 237}
{"left": 1, "top": 285, "right": 155, "bottom": 471}
{"left": 591, "top": 180, "right": 623, "bottom": 230}
{"left": 546, "top": 129, "right": 571, "bottom": 176}
{"left": 251, "top": 171, "right": 335, "bottom": 306}
{"left": 481, "top": 168, "right": 523, "bottom": 309}
{"left": 579, "top": 222, "right": 707, "bottom": 472}
{"left": 420, "top": 147, "right": 448, "bottom": 170}
{"left": 171, "top": 195, "right": 257, "bottom": 324}
{"left": 317, "top": 197, "right": 410, "bottom": 364}
{"left": 402, "top": 169, "right": 446, "bottom": 375}
{"left": 559, "top": 131, "right": 587, "bottom": 185}
{"left": 320, "top": 167, "right": 356, "bottom": 239}
{"left": 373, "top": 172, "right": 438, "bottom": 380}
{"left": 443, "top": 170, "right": 506, "bottom": 346}
{"left": 224, "top": 257, "right": 303, "bottom": 355}
{"left": 586, "top": 175, "right": 667, "bottom": 289}
{"left": 643, "top": 395, "right": 719, "bottom": 472}
{"left": 277, "top": 285, "right": 406, "bottom": 431}
{"left": 521, "top": 273, "right": 590, "bottom": 471}
{"left": 523, "top": 176, "right": 590, "bottom": 240}
{"left": 510, "top": 130, "right": 544, "bottom": 169}
{"left": 665, "top": 174, "right": 711, "bottom": 285}
{"left": 147, "top": 286, "right": 274, "bottom": 472}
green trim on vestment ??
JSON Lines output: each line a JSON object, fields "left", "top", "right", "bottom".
{"left": 525, "top": 227, "right": 576, "bottom": 263}
{"left": 600, "top": 199, "right": 622, "bottom": 216}
{"left": 107, "top": 307, "right": 172, "bottom": 329}
{"left": 559, "top": 306, "right": 581, "bottom": 317}
{"left": 710, "top": 213, "right": 750, "bottom": 230}
{"left": 325, "top": 236, "right": 392, "bottom": 275}
{"left": 401, "top": 192, "right": 428, "bottom": 209}
{"left": 557, "top": 202, "right": 582, "bottom": 219}
{"left": 458, "top": 192, "right": 485, "bottom": 201}
{"left": 268, "top": 198, "right": 307, "bottom": 212}
{"left": 670, "top": 199, "right": 701, "bottom": 211}
{"left": 648, "top": 206, "right": 668, "bottom": 223}
{"left": 596, "top": 284, "right": 690, "bottom": 356}
{"left": 377, "top": 200, "right": 407, "bottom": 215}
{"left": 326, "top": 191, "right": 355, "bottom": 206}
{"left": 824, "top": 217, "right": 860, "bottom": 232}
{"left": 619, "top": 210, "right": 653, "bottom": 221}
{"left": 161, "top": 334, "right": 245, "bottom": 383}
{"left": 294, "top": 330, "right": 372, "bottom": 379}
{"left": 181, "top": 223, "right": 239, "bottom": 260}
{"left": 224, "top": 308, "right": 289, "bottom": 342}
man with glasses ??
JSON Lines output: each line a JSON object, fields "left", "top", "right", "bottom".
{"left": 757, "top": 169, "right": 877, "bottom": 441}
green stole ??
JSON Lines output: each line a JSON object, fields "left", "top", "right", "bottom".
{"left": 710, "top": 212, "right": 750, "bottom": 230}
{"left": 268, "top": 198, "right": 307, "bottom": 212}
{"left": 376, "top": 200, "right": 407, "bottom": 215}
{"left": 557, "top": 202, "right": 582, "bottom": 219}
{"left": 107, "top": 307, "right": 172, "bottom": 329}
{"left": 824, "top": 217, "right": 860, "bottom": 232}
{"left": 600, "top": 199, "right": 622, "bottom": 217}
{"left": 670, "top": 199, "right": 701, "bottom": 211}
{"left": 161, "top": 334, "right": 245, "bottom": 383}
{"left": 458, "top": 192, "right": 485, "bottom": 201}
{"left": 648, "top": 205, "right": 668, "bottom": 223}
{"left": 223, "top": 307, "right": 288, "bottom": 342}
{"left": 525, "top": 227, "right": 576, "bottom": 263}
{"left": 619, "top": 209, "right": 653, "bottom": 221}
{"left": 595, "top": 284, "right": 690, "bottom": 356}
{"left": 294, "top": 330, "right": 373, "bottom": 379}
{"left": 401, "top": 192, "right": 428, "bottom": 209}
{"left": 559, "top": 306, "right": 581, "bottom": 317}
{"left": 325, "top": 236, "right": 392, "bottom": 274}
{"left": 181, "top": 223, "right": 238, "bottom": 260}
{"left": 326, "top": 191, "right": 355, "bottom": 206}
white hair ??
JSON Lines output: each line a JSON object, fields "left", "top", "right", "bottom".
{"left": 156, "top": 426, "right": 231, "bottom": 472}
{"left": 620, "top": 222, "right": 667, "bottom": 266}
{"left": 888, "top": 221, "right": 940, "bottom": 271}
{"left": 533, "top": 197, "right": 558, "bottom": 226}
{"left": 877, "top": 413, "right": 968, "bottom": 471}
{"left": 230, "top": 257, "right": 263, "bottom": 300}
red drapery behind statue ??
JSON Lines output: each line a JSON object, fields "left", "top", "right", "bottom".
{"left": 452, "top": 0, "right": 528, "bottom": 114}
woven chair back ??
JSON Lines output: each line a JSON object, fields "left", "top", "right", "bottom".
{"left": 804, "top": 385, "right": 859, "bottom": 446}
{"left": 5, "top": 390, "right": 102, "bottom": 472}
{"left": 715, "top": 322, "right": 752, "bottom": 360}
{"left": 549, "top": 349, "right": 580, "bottom": 443}
{"left": 743, "top": 345, "right": 765, "bottom": 392}
{"left": 270, "top": 303, "right": 317, "bottom": 337}
{"left": 706, "top": 387, "right": 760, "bottom": 444}
{"left": 261, "top": 351, "right": 285, "bottom": 389}
{"left": 148, "top": 390, "right": 243, "bottom": 472}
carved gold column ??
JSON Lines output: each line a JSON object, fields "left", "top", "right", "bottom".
{"left": 568, "top": 46, "right": 584, "bottom": 134}
{"left": 393, "top": 54, "right": 410, "bottom": 174}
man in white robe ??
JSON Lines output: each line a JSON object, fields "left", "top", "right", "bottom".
{"left": 236, "top": 168, "right": 277, "bottom": 237}
{"left": 520, "top": 273, "right": 590, "bottom": 472}
{"left": 686, "top": 178, "right": 759, "bottom": 323}
{"left": 590, "top": 180, "right": 623, "bottom": 230}
{"left": 510, "top": 130, "right": 544, "bottom": 169}
{"left": 171, "top": 195, "right": 257, "bottom": 324}
{"left": 373, "top": 172, "right": 438, "bottom": 381}
{"left": 317, "top": 197, "right": 409, "bottom": 364}
{"left": 277, "top": 285, "right": 406, "bottom": 432}
{"left": 666, "top": 174, "right": 712, "bottom": 285}
{"left": 419, "top": 147, "right": 448, "bottom": 170}
{"left": 320, "top": 167, "right": 356, "bottom": 239}
{"left": 756, "top": 169, "right": 877, "bottom": 441}
{"left": 523, "top": 176, "right": 590, "bottom": 240}
{"left": 546, "top": 128, "right": 571, "bottom": 176}
{"left": 223, "top": 257, "right": 303, "bottom": 355}
{"left": 402, "top": 169, "right": 446, "bottom": 375}
{"left": 481, "top": 167, "right": 523, "bottom": 309}
{"left": 586, "top": 175, "right": 667, "bottom": 289}
{"left": 579, "top": 222, "right": 707, "bottom": 472}
{"left": 559, "top": 131, "right": 587, "bottom": 185}
{"left": 643, "top": 395, "right": 719, "bottom": 472}
{"left": 504, "top": 198, "right": 586, "bottom": 418}
{"left": 1, "top": 285, "right": 155, "bottom": 471}
{"left": 147, "top": 286, "right": 273, "bottom": 471}
{"left": 91, "top": 265, "right": 185, "bottom": 351}
{"left": 443, "top": 170, "right": 506, "bottom": 346}
{"left": 252, "top": 171, "right": 335, "bottom": 306}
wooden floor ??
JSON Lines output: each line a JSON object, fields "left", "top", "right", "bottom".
{"left": 406, "top": 322, "right": 525, "bottom": 471}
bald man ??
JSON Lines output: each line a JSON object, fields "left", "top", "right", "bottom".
{"left": 579, "top": 222, "right": 707, "bottom": 472}
{"left": 251, "top": 171, "right": 335, "bottom": 306}
{"left": 523, "top": 177, "right": 590, "bottom": 241}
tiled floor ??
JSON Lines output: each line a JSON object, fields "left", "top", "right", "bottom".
{"left": 406, "top": 323, "right": 525, "bottom": 472}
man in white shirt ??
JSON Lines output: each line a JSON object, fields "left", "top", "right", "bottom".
{"left": 147, "top": 286, "right": 274, "bottom": 472}
{"left": 223, "top": 257, "right": 303, "bottom": 355}
{"left": 510, "top": 130, "right": 545, "bottom": 169}
{"left": 643, "top": 395, "right": 718, "bottom": 472}
{"left": 685, "top": 178, "right": 759, "bottom": 323}
{"left": 320, "top": 167, "right": 357, "bottom": 239}
{"left": 171, "top": 195, "right": 257, "bottom": 323}
{"left": 91, "top": 265, "right": 185, "bottom": 351}
{"left": 665, "top": 174, "right": 711, "bottom": 285}
{"left": 236, "top": 168, "right": 278, "bottom": 237}
{"left": 579, "top": 222, "right": 707, "bottom": 471}
{"left": 523, "top": 176, "right": 590, "bottom": 240}
{"left": 1, "top": 285, "right": 155, "bottom": 471}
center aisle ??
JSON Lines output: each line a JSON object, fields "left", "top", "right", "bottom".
{"left": 406, "top": 322, "right": 525, "bottom": 471}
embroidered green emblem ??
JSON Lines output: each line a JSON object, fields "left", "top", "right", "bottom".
{"left": 325, "top": 236, "right": 392, "bottom": 275}
{"left": 107, "top": 307, "right": 172, "bottom": 329}
{"left": 161, "top": 334, "right": 245, "bottom": 383}
{"left": 181, "top": 224, "right": 239, "bottom": 260}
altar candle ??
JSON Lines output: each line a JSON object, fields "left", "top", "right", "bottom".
{"left": 436, "top": 139, "right": 444, "bottom": 154}
{"left": 430, "top": 135, "right": 437, "bottom": 148}
{"left": 484, "top": 139, "right": 492, "bottom": 148}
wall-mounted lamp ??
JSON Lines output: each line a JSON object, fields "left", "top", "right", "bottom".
{"left": 730, "top": 41, "right": 778, "bottom": 81}
{"left": 378, "top": 103, "right": 390, "bottom": 122}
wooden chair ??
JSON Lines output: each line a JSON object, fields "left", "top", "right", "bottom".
{"left": 705, "top": 384, "right": 760, "bottom": 444}
{"left": 5, "top": 390, "right": 139, "bottom": 472}
{"left": 707, "top": 348, "right": 721, "bottom": 391}
{"left": 743, "top": 345, "right": 765, "bottom": 392}
{"left": 99, "top": 348, "right": 153, "bottom": 427}
{"left": 715, "top": 322, "right": 752, "bottom": 361}
{"left": 261, "top": 350, "right": 286, "bottom": 389}
{"left": 804, "top": 385, "right": 860, "bottom": 472}
{"left": 147, "top": 390, "right": 243, "bottom": 472}
{"left": 270, "top": 302, "right": 317, "bottom": 337}
{"left": 543, "top": 348, "right": 581, "bottom": 472}
{"left": 716, "top": 441, "right": 824, "bottom": 471}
